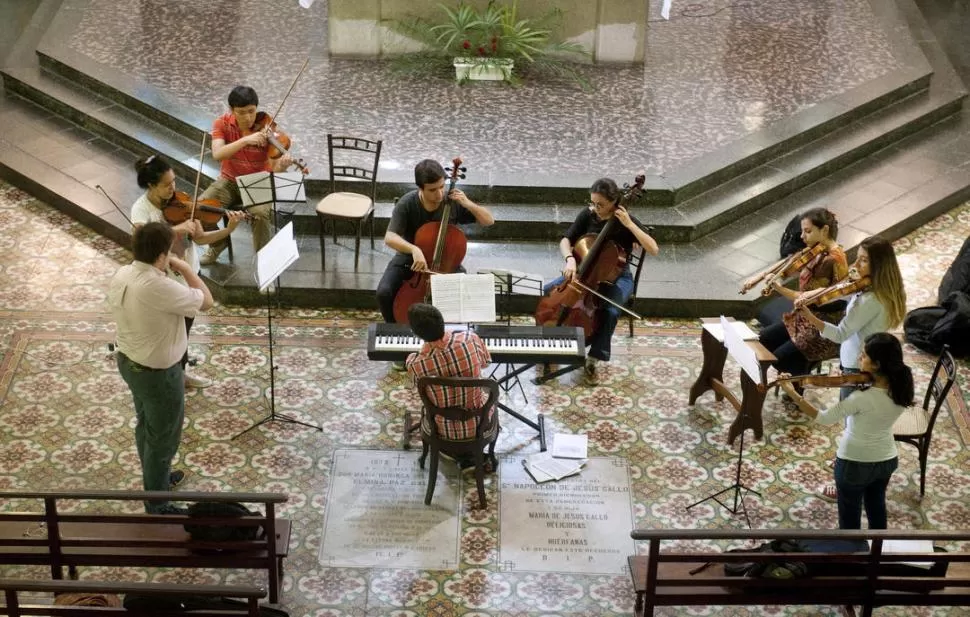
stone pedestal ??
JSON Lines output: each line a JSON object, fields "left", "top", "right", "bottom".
{"left": 328, "top": 0, "right": 648, "bottom": 64}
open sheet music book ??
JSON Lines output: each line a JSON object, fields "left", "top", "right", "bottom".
{"left": 523, "top": 451, "right": 587, "bottom": 484}
{"left": 431, "top": 273, "right": 497, "bottom": 323}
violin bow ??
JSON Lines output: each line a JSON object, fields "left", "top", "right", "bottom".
{"left": 268, "top": 57, "right": 311, "bottom": 126}
{"left": 95, "top": 185, "right": 133, "bottom": 227}
{"left": 188, "top": 133, "right": 207, "bottom": 221}
{"left": 568, "top": 279, "right": 642, "bottom": 319}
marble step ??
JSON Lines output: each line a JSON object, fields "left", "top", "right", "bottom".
{"left": 33, "top": 44, "right": 935, "bottom": 209}
{"left": 3, "top": 55, "right": 956, "bottom": 246}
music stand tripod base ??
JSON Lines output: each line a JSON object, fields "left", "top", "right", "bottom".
{"left": 230, "top": 220, "right": 322, "bottom": 440}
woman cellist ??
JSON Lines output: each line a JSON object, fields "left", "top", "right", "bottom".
{"left": 375, "top": 159, "right": 494, "bottom": 370}
{"left": 538, "top": 177, "right": 659, "bottom": 385}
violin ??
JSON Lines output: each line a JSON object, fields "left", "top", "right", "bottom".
{"left": 163, "top": 191, "right": 232, "bottom": 226}
{"left": 764, "top": 371, "right": 874, "bottom": 392}
{"left": 740, "top": 242, "right": 826, "bottom": 296}
{"left": 534, "top": 175, "right": 646, "bottom": 339}
{"left": 391, "top": 158, "right": 467, "bottom": 325}
{"left": 253, "top": 111, "right": 310, "bottom": 175}
{"left": 794, "top": 270, "right": 870, "bottom": 308}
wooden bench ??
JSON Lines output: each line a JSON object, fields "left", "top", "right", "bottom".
{"left": 0, "top": 490, "right": 291, "bottom": 604}
{"left": 0, "top": 578, "right": 265, "bottom": 616}
{"left": 629, "top": 529, "right": 970, "bottom": 617}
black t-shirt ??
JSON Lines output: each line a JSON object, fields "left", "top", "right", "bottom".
{"left": 565, "top": 207, "right": 644, "bottom": 256}
{"left": 387, "top": 190, "right": 477, "bottom": 249}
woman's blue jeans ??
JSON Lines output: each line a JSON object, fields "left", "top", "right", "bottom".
{"left": 834, "top": 456, "right": 898, "bottom": 530}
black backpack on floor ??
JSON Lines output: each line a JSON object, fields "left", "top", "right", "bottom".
{"left": 723, "top": 539, "right": 809, "bottom": 580}
{"left": 904, "top": 291, "right": 970, "bottom": 357}
{"left": 938, "top": 235, "right": 970, "bottom": 304}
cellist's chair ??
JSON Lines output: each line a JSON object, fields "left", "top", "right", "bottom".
{"left": 314, "top": 134, "right": 382, "bottom": 271}
{"left": 416, "top": 376, "right": 500, "bottom": 510}
{"left": 625, "top": 244, "right": 647, "bottom": 337}
{"left": 892, "top": 344, "right": 956, "bottom": 499}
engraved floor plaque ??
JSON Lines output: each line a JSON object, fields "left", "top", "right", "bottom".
{"left": 499, "top": 457, "right": 635, "bottom": 574}
{"left": 319, "top": 449, "right": 461, "bottom": 569}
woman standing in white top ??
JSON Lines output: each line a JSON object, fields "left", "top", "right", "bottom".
{"left": 796, "top": 235, "right": 907, "bottom": 401}
{"left": 131, "top": 155, "right": 245, "bottom": 388}
{"left": 784, "top": 332, "right": 914, "bottom": 529}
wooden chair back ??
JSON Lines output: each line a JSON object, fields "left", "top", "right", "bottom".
{"left": 326, "top": 134, "right": 382, "bottom": 201}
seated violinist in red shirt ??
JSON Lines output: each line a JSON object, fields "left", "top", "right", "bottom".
{"left": 199, "top": 85, "right": 296, "bottom": 265}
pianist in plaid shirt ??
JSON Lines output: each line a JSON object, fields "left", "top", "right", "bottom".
{"left": 405, "top": 303, "right": 495, "bottom": 467}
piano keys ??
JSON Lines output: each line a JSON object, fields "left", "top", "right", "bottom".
{"left": 367, "top": 323, "right": 585, "bottom": 365}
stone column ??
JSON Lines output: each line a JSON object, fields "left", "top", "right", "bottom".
{"left": 595, "top": 0, "right": 648, "bottom": 64}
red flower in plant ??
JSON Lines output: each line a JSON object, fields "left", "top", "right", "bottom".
{"left": 491, "top": 42, "right": 497, "bottom": 52}
{"left": 477, "top": 46, "right": 486, "bottom": 56}
{"left": 462, "top": 40, "right": 470, "bottom": 49}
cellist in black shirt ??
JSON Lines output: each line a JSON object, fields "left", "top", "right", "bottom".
{"left": 543, "top": 178, "right": 659, "bottom": 384}
{"left": 376, "top": 159, "right": 495, "bottom": 368}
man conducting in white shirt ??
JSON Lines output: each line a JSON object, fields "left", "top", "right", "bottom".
{"left": 109, "top": 222, "right": 213, "bottom": 514}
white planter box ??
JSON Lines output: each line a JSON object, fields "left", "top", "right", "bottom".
{"left": 453, "top": 57, "right": 513, "bottom": 81}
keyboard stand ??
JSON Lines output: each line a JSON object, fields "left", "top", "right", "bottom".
{"left": 533, "top": 363, "right": 582, "bottom": 385}
{"left": 491, "top": 362, "right": 547, "bottom": 452}
{"left": 488, "top": 362, "right": 528, "bottom": 402}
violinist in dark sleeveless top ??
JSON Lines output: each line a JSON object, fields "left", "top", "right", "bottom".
{"left": 376, "top": 159, "right": 495, "bottom": 339}
{"left": 545, "top": 178, "right": 658, "bottom": 385}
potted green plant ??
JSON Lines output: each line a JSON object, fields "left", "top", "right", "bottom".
{"left": 391, "top": 1, "right": 591, "bottom": 89}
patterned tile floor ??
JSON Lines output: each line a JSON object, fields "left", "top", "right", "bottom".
{"left": 0, "top": 179, "right": 969, "bottom": 616}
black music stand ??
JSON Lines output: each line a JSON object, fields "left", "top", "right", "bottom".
{"left": 686, "top": 319, "right": 763, "bottom": 527}
{"left": 686, "top": 405, "right": 759, "bottom": 528}
{"left": 233, "top": 223, "right": 322, "bottom": 439}
{"left": 236, "top": 171, "right": 306, "bottom": 258}
{"left": 479, "top": 268, "right": 544, "bottom": 401}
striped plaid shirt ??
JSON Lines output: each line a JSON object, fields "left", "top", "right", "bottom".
{"left": 211, "top": 112, "right": 271, "bottom": 180}
{"left": 406, "top": 331, "right": 493, "bottom": 440}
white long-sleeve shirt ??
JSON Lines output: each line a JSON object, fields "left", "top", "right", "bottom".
{"left": 821, "top": 291, "right": 888, "bottom": 370}
{"left": 815, "top": 387, "right": 904, "bottom": 462}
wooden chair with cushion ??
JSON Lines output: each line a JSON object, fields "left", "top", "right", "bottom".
{"left": 314, "top": 134, "right": 382, "bottom": 270}
{"left": 416, "top": 377, "right": 500, "bottom": 509}
{"left": 893, "top": 344, "right": 956, "bottom": 498}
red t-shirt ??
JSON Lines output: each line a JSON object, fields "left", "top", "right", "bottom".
{"left": 211, "top": 112, "right": 271, "bottom": 180}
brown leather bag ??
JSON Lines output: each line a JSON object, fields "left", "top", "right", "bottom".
{"left": 54, "top": 593, "right": 122, "bottom": 607}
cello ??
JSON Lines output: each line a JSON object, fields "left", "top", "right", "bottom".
{"left": 391, "top": 158, "right": 468, "bottom": 324}
{"left": 534, "top": 175, "right": 646, "bottom": 339}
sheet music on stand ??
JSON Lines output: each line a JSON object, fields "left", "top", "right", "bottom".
{"left": 721, "top": 315, "right": 763, "bottom": 385}
{"left": 431, "top": 273, "right": 496, "bottom": 323}
{"left": 256, "top": 222, "right": 299, "bottom": 292}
